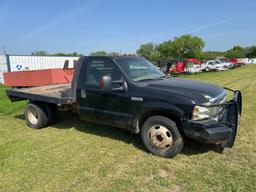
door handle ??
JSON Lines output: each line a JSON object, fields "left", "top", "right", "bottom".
{"left": 81, "top": 89, "right": 86, "bottom": 99}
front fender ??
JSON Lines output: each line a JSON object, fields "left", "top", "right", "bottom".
{"left": 130, "top": 101, "right": 185, "bottom": 133}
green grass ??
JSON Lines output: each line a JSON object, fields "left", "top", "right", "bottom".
{"left": 1, "top": 65, "right": 256, "bottom": 192}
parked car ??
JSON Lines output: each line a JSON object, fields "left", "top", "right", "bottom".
{"left": 186, "top": 59, "right": 203, "bottom": 74}
{"left": 5, "top": 56, "right": 242, "bottom": 158}
{"left": 187, "top": 64, "right": 202, "bottom": 73}
{"left": 218, "top": 59, "right": 234, "bottom": 69}
{"left": 230, "top": 58, "right": 245, "bottom": 66}
{"left": 202, "top": 60, "right": 227, "bottom": 71}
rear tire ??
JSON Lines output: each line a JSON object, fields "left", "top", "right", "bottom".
{"left": 141, "top": 116, "right": 184, "bottom": 158}
{"left": 24, "top": 102, "right": 49, "bottom": 129}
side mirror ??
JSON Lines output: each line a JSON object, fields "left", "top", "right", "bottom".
{"left": 100, "top": 75, "right": 127, "bottom": 93}
{"left": 100, "top": 75, "right": 112, "bottom": 93}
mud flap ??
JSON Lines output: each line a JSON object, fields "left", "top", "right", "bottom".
{"left": 225, "top": 90, "right": 242, "bottom": 148}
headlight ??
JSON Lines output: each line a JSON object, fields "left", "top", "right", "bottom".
{"left": 192, "top": 105, "right": 222, "bottom": 121}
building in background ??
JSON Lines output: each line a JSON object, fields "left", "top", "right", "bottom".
{"left": 0, "top": 55, "right": 7, "bottom": 84}
{"left": 0, "top": 55, "right": 79, "bottom": 84}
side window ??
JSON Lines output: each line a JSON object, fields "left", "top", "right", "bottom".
{"left": 85, "top": 59, "right": 121, "bottom": 88}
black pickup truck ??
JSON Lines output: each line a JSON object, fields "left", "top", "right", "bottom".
{"left": 6, "top": 56, "right": 242, "bottom": 158}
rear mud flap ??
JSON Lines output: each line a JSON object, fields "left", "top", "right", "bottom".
{"left": 225, "top": 90, "right": 242, "bottom": 148}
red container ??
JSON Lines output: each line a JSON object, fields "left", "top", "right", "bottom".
{"left": 171, "top": 61, "right": 186, "bottom": 74}
{"left": 186, "top": 58, "right": 202, "bottom": 64}
{"left": 3, "top": 68, "right": 74, "bottom": 87}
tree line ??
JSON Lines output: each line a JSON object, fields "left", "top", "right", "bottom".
{"left": 136, "top": 35, "right": 256, "bottom": 62}
{"left": 31, "top": 34, "right": 256, "bottom": 62}
{"left": 31, "top": 51, "right": 82, "bottom": 57}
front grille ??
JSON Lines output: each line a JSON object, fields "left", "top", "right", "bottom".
{"left": 210, "top": 90, "right": 227, "bottom": 104}
{"left": 211, "top": 91, "right": 227, "bottom": 122}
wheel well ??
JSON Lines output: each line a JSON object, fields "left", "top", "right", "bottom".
{"left": 138, "top": 110, "right": 184, "bottom": 134}
{"left": 29, "top": 100, "right": 57, "bottom": 108}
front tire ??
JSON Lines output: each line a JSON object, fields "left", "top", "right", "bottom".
{"left": 24, "top": 103, "right": 49, "bottom": 129}
{"left": 141, "top": 116, "right": 184, "bottom": 158}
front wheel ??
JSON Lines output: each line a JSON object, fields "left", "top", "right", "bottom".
{"left": 141, "top": 116, "right": 184, "bottom": 158}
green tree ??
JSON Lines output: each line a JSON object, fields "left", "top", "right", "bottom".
{"left": 31, "top": 51, "right": 82, "bottom": 57}
{"left": 225, "top": 45, "right": 245, "bottom": 58}
{"left": 171, "top": 34, "right": 205, "bottom": 59}
{"left": 149, "top": 49, "right": 163, "bottom": 63}
{"left": 51, "top": 52, "right": 81, "bottom": 57}
{"left": 158, "top": 34, "right": 205, "bottom": 60}
{"left": 51, "top": 53, "right": 69, "bottom": 56}
{"left": 247, "top": 46, "right": 256, "bottom": 58}
{"left": 201, "top": 51, "right": 225, "bottom": 60}
{"left": 31, "top": 50, "right": 49, "bottom": 56}
{"left": 90, "top": 51, "right": 107, "bottom": 56}
{"left": 71, "top": 52, "right": 79, "bottom": 57}
{"left": 108, "top": 52, "right": 120, "bottom": 56}
{"left": 136, "top": 43, "right": 155, "bottom": 60}
{"left": 157, "top": 41, "right": 174, "bottom": 60}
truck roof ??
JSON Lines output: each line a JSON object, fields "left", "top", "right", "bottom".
{"left": 83, "top": 55, "right": 140, "bottom": 60}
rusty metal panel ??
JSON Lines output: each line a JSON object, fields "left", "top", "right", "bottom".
{"left": 9, "top": 55, "right": 79, "bottom": 72}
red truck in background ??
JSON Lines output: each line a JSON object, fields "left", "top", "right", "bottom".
{"left": 229, "top": 58, "right": 244, "bottom": 66}
{"left": 160, "top": 58, "right": 203, "bottom": 75}
{"left": 170, "top": 61, "right": 186, "bottom": 74}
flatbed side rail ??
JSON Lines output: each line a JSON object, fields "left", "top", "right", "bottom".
{"left": 6, "top": 89, "right": 74, "bottom": 105}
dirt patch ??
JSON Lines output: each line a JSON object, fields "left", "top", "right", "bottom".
{"left": 158, "top": 169, "right": 169, "bottom": 177}
{"left": 170, "top": 185, "right": 182, "bottom": 192}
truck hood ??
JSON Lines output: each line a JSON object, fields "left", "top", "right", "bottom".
{"left": 145, "top": 78, "right": 225, "bottom": 104}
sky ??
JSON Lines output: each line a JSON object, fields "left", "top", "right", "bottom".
{"left": 0, "top": 0, "right": 256, "bottom": 55}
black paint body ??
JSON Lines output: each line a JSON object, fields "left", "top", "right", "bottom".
{"left": 6, "top": 56, "right": 242, "bottom": 147}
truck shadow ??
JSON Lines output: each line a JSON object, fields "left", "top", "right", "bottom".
{"left": 14, "top": 112, "right": 223, "bottom": 156}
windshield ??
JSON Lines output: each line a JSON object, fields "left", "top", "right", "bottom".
{"left": 115, "top": 57, "right": 165, "bottom": 82}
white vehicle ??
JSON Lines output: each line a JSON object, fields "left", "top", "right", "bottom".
{"left": 187, "top": 64, "right": 202, "bottom": 73}
{"left": 217, "top": 60, "right": 234, "bottom": 68}
{"left": 202, "top": 60, "right": 227, "bottom": 72}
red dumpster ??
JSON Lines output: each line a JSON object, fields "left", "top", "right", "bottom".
{"left": 3, "top": 68, "right": 74, "bottom": 87}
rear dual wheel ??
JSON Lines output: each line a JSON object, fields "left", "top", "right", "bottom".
{"left": 141, "top": 116, "right": 184, "bottom": 158}
{"left": 24, "top": 102, "right": 57, "bottom": 129}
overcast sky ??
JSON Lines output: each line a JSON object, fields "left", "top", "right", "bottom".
{"left": 0, "top": 0, "right": 256, "bottom": 55}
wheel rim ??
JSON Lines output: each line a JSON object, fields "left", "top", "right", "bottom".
{"left": 148, "top": 125, "right": 173, "bottom": 151}
{"left": 27, "top": 106, "right": 39, "bottom": 125}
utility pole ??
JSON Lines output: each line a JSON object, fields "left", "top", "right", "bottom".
{"left": 3, "top": 46, "right": 6, "bottom": 55}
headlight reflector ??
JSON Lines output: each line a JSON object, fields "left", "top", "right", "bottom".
{"left": 192, "top": 106, "right": 210, "bottom": 120}
{"left": 192, "top": 105, "right": 222, "bottom": 121}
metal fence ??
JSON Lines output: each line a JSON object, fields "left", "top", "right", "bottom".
{"left": 8, "top": 55, "right": 79, "bottom": 72}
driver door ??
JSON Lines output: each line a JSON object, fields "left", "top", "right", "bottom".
{"left": 77, "top": 58, "right": 133, "bottom": 129}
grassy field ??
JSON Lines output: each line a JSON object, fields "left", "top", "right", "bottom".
{"left": 0, "top": 65, "right": 256, "bottom": 192}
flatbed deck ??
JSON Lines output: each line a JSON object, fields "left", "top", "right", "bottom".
{"left": 6, "top": 83, "right": 74, "bottom": 105}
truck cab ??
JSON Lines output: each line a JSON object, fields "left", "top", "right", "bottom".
{"left": 6, "top": 56, "right": 242, "bottom": 158}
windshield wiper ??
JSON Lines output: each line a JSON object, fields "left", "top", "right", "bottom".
{"left": 137, "top": 78, "right": 156, "bottom": 82}
{"left": 137, "top": 76, "right": 166, "bottom": 82}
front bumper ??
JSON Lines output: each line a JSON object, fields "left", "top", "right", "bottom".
{"left": 183, "top": 89, "right": 242, "bottom": 147}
